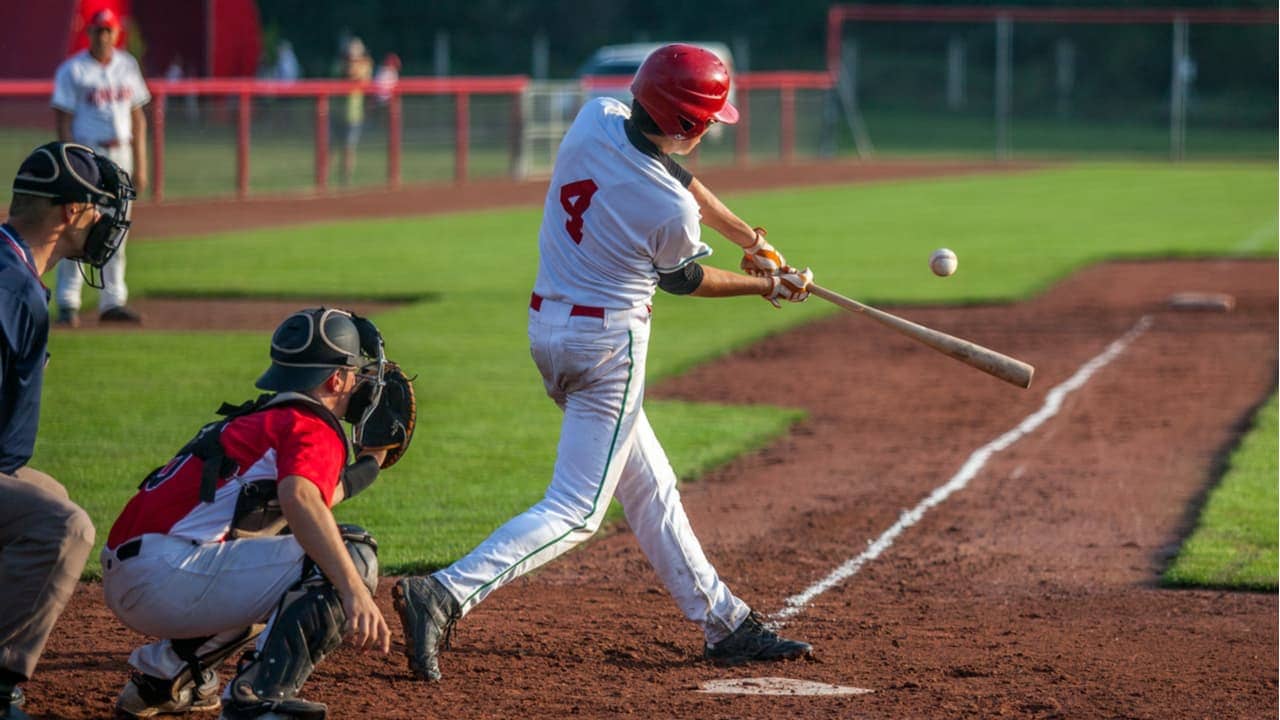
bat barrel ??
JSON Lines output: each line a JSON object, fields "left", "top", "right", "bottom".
{"left": 810, "top": 284, "right": 1035, "bottom": 389}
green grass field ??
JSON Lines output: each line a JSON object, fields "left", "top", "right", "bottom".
{"left": 31, "top": 162, "right": 1277, "bottom": 578}
{"left": 1163, "top": 394, "right": 1279, "bottom": 591}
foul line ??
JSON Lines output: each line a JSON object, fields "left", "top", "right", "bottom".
{"left": 770, "top": 315, "right": 1155, "bottom": 626}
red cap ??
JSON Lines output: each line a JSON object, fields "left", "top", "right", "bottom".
{"left": 89, "top": 8, "right": 122, "bottom": 30}
{"left": 631, "top": 44, "right": 738, "bottom": 140}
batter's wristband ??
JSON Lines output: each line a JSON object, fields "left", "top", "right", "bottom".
{"left": 341, "top": 456, "right": 380, "bottom": 500}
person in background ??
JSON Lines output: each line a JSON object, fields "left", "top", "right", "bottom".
{"left": 50, "top": 8, "right": 149, "bottom": 326}
{"left": 374, "top": 52, "right": 401, "bottom": 106}
{"left": 275, "top": 40, "right": 301, "bottom": 82}
{"left": 339, "top": 38, "right": 373, "bottom": 185}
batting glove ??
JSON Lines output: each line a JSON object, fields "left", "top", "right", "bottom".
{"left": 763, "top": 267, "right": 814, "bottom": 308}
{"left": 740, "top": 227, "right": 788, "bottom": 277}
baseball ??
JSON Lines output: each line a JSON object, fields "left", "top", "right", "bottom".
{"left": 929, "top": 248, "right": 958, "bottom": 277}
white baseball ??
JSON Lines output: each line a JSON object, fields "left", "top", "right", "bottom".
{"left": 929, "top": 248, "right": 958, "bottom": 277}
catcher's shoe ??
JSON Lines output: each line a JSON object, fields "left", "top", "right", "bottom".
{"left": 217, "top": 697, "right": 327, "bottom": 720}
{"left": 115, "top": 669, "right": 221, "bottom": 718}
{"left": 393, "top": 575, "right": 460, "bottom": 681}
{"left": 705, "top": 611, "right": 813, "bottom": 666}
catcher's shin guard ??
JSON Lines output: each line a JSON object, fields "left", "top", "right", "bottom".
{"left": 225, "top": 529, "right": 378, "bottom": 716}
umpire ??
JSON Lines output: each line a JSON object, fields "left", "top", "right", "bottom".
{"left": 0, "top": 142, "right": 134, "bottom": 720}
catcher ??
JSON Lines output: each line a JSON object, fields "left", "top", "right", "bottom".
{"left": 101, "top": 307, "right": 416, "bottom": 720}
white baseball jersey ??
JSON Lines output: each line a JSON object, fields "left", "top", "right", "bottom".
{"left": 51, "top": 49, "right": 150, "bottom": 148}
{"left": 532, "top": 98, "right": 710, "bottom": 309}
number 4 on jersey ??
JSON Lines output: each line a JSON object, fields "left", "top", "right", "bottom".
{"left": 559, "top": 179, "right": 598, "bottom": 244}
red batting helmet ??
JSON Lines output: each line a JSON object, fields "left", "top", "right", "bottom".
{"left": 630, "top": 44, "right": 739, "bottom": 140}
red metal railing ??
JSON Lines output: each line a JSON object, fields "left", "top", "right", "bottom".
{"left": 0, "top": 72, "right": 834, "bottom": 201}
{"left": 581, "top": 71, "right": 834, "bottom": 166}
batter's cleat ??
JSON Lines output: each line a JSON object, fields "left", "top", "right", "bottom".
{"left": 217, "top": 697, "right": 327, "bottom": 720}
{"left": 100, "top": 305, "right": 143, "bottom": 323}
{"left": 55, "top": 307, "right": 80, "bottom": 328}
{"left": 705, "top": 611, "right": 813, "bottom": 666}
{"left": 115, "top": 669, "right": 221, "bottom": 718}
{"left": 393, "top": 575, "right": 460, "bottom": 682}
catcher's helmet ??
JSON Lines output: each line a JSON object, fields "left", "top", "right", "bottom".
{"left": 257, "top": 308, "right": 362, "bottom": 392}
{"left": 630, "top": 44, "right": 739, "bottom": 140}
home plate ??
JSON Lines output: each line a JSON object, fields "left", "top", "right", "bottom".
{"left": 1167, "top": 292, "right": 1235, "bottom": 312}
{"left": 698, "top": 677, "right": 873, "bottom": 696}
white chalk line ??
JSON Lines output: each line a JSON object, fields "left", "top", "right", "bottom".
{"left": 769, "top": 315, "right": 1155, "bottom": 627}
{"left": 1234, "top": 218, "right": 1278, "bottom": 254}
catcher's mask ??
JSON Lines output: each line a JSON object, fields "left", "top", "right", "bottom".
{"left": 11, "top": 142, "right": 135, "bottom": 288}
{"left": 256, "top": 308, "right": 385, "bottom": 398}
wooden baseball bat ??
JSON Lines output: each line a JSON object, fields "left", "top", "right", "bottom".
{"left": 809, "top": 283, "right": 1035, "bottom": 389}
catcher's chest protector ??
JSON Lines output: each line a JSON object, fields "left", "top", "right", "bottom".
{"left": 139, "top": 393, "right": 349, "bottom": 538}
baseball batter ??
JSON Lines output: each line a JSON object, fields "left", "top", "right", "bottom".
{"left": 101, "top": 309, "right": 408, "bottom": 720}
{"left": 395, "top": 44, "right": 813, "bottom": 681}
{"left": 51, "top": 8, "right": 149, "bottom": 325}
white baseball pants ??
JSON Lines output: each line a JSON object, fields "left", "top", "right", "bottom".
{"left": 101, "top": 533, "right": 306, "bottom": 679}
{"left": 434, "top": 298, "right": 751, "bottom": 644}
{"left": 55, "top": 143, "right": 130, "bottom": 313}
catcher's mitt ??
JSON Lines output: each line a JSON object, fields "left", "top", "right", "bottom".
{"left": 353, "top": 362, "right": 417, "bottom": 468}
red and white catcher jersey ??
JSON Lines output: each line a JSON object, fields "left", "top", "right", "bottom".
{"left": 106, "top": 404, "right": 346, "bottom": 548}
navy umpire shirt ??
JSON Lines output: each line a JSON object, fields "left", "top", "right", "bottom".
{"left": 0, "top": 222, "right": 50, "bottom": 474}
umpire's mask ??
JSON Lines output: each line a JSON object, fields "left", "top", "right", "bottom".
{"left": 256, "top": 308, "right": 363, "bottom": 392}
{"left": 11, "top": 142, "right": 135, "bottom": 288}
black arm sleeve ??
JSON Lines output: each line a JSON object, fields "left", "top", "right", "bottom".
{"left": 340, "top": 455, "right": 380, "bottom": 500}
{"left": 657, "top": 262, "right": 704, "bottom": 295}
{"left": 661, "top": 156, "right": 694, "bottom": 188}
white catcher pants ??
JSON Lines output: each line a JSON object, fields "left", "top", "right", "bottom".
{"left": 434, "top": 297, "right": 751, "bottom": 644}
{"left": 55, "top": 143, "right": 130, "bottom": 312}
{"left": 101, "top": 533, "right": 307, "bottom": 680}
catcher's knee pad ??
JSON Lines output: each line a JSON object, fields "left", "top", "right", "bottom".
{"left": 230, "top": 528, "right": 378, "bottom": 705}
{"left": 338, "top": 523, "right": 379, "bottom": 594}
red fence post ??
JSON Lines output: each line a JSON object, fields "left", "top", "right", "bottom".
{"left": 780, "top": 86, "right": 796, "bottom": 163}
{"left": 151, "top": 91, "right": 166, "bottom": 202}
{"left": 735, "top": 91, "right": 751, "bottom": 167}
{"left": 315, "top": 95, "right": 329, "bottom": 191}
{"left": 236, "top": 92, "right": 250, "bottom": 198}
{"left": 455, "top": 92, "right": 470, "bottom": 183}
{"left": 389, "top": 91, "right": 402, "bottom": 188}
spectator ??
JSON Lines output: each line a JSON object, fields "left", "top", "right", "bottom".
{"left": 275, "top": 40, "right": 301, "bottom": 82}
{"left": 339, "top": 37, "right": 373, "bottom": 185}
{"left": 51, "top": 8, "right": 148, "bottom": 326}
{"left": 1, "top": 141, "right": 134, "bottom": 720}
{"left": 374, "top": 52, "right": 401, "bottom": 105}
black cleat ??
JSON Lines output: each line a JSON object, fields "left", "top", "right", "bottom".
{"left": 393, "top": 576, "right": 460, "bottom": 682}
{"left": 705, "top": 611, "right": 813, "bottom": 666}
{"left": 100, "top": 305, "right": 143, "bottom": 323}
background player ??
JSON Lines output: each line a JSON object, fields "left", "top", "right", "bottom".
{"left": 102, "top": 308, "right": 396, "bottom": 720}
{"left": 395, "top": 44, "right": 813, "bottom": 682}
{"left": 1, "top": 142, "right": 134, "bottom": 720}
{"left": 51, "top": 8, "right": 149, "bottom": 326}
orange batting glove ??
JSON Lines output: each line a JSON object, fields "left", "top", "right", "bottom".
{"left": 740, "top": 227, "right": 788, "bottom": 277}
{"left": 762, "top": 267, "right": 814, "bottom": 308}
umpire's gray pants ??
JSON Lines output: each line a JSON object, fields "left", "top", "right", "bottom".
{"left": 0, "top": 467, "right": 95, "bottom": 679}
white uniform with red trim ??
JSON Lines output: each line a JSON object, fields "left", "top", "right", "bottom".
{"left": 433, "top": 98, "right": 751, "bottom": 644}
{"left": 50, "top": 48, "right": 149, "bottom": 313}
{"left": 100, "top": 395, "right": 346, "bottom": 680}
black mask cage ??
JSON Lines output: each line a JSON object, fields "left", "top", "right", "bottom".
{"left": 74, "top": 154, "right": 136, "bottom": 288}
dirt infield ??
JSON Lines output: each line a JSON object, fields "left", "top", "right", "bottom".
{"left": 26, "top": 163, "right": 1279, "bottom": 719}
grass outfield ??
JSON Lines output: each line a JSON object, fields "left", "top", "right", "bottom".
{"left": 1163, "top": 394, "right": 1279, "bottom": 591}
{"left": 35, "top": 163, "right": 1277, "bottom": 577}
